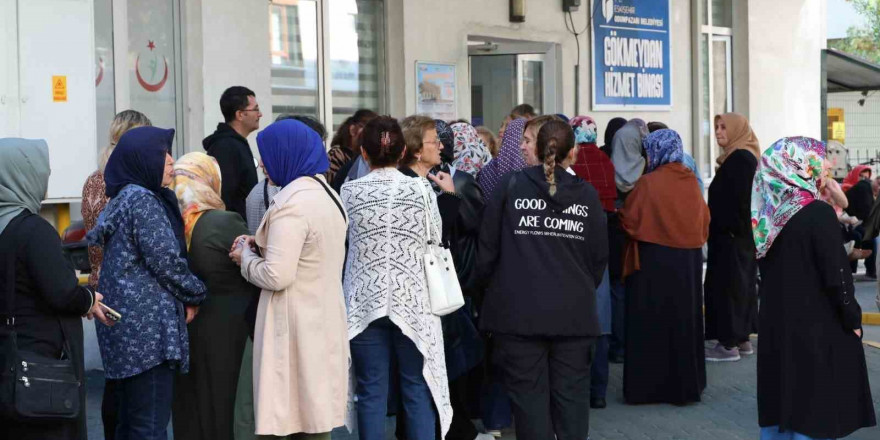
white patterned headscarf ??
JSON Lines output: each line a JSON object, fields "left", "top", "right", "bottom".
{"left": 450, "top": 123, "right": 492, "bottom": 178}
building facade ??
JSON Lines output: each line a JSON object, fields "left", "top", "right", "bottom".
{"left": 2, "top": 0, "right": 826, "bottom": 205}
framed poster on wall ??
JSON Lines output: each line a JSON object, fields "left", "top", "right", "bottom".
{"left": 416, "top": 61, "right": 456, "bottom": 120}
{"left": 590, "top": 0, "right": 672, "bottom": 111}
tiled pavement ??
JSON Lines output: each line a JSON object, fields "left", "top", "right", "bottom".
{"left": 85, "top": 276, "right": 880, "bottom": 440}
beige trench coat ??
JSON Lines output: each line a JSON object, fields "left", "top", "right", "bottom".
{"left": 240, "top": 175, "right": 349, "bottom": 436}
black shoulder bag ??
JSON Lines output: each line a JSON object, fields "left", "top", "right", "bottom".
{"left": 309, "top": 176, "right": 348, "bottom": 222}
{"left": 0, "top": 214, "right": 82, "bottom": 422}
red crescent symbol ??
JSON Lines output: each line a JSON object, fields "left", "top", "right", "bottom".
{"left": 135, "top": 55, "right": 168, "bottom": 92}
{"left": 95, "top": 57, "right": 104, "bottom": 87}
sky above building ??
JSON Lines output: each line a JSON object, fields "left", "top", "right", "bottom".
{"left": 827, "top": 0, "right": 869, "bottom": 39}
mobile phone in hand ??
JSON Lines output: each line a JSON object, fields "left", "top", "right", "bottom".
{"left": 98, "top": 302, "right": 122, "bottom": 323}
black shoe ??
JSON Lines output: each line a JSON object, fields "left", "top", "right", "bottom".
{"left": 590, "top": 397, "right": 607, "bottom": 409}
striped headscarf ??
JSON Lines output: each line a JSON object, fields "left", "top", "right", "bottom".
{"left": 451, "top": 122, "right": 492, "bottom": 178}
{"left": 478, "top": 118, "right": 527, "bottom": 198}
{"left": 751, "top": 137, "right": 825, "bottom": 259}
{"left": 172, "top": 152, "right": 225, "bottom": 249}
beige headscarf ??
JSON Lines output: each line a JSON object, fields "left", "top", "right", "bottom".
{"left": 715, "top": 112, "right": 761, "bottom": 166}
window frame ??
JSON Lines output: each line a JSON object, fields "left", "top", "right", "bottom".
{"left": 270, "top": 0, "right": 388, "bottom": 134}
{"left": 694, "top": 0, "right": 734, "bottom": 181}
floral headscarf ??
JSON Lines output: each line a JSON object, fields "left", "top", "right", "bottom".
{"left": 172, "top": 152, "right": 225, "bottom": 249}
{"left": 450, "top": 122, "right": 492, "bottom": 178}
{"left": 643, "top": 129, "right": 685, "bottom": 173}
{"left": 569, "top": 116, "right": 598, "bottom": 145}
{"left": 478, "top": 118, "right": 527, "bottom": 198}
{"left": 751, "top": 137, "right": 825, "bottom": 259}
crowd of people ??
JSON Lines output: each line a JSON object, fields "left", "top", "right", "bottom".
{"left": 0, "top": 85, "right": 876, "bottom": 440}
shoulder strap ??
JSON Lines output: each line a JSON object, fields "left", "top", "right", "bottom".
{"left": 3, "top": 213, "right": 31, "bottom": 327}
{"left": 263, "top": 179, "right": 271, "bottom": 211}
{"left": 309, "top": 176, "right": 347, "bottom": 223}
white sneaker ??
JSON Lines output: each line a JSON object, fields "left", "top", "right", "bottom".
{"left": 485, "top": 430, "right": 503, "bottom": 438}
{"left": 475, "top": 434, "right": 497, "bottom": 440}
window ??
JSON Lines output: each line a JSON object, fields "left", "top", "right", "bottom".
{"left": 697, "top": 0, "right": 734, "bottom": 179}
{"left": 92, "top": 0, "right": 185, "bottom": 155}
{"left": 269, "top": 0, "right": 386, "bottom": 132}
{"left": 269, "top": 0, "right": 320, "bottom": 121}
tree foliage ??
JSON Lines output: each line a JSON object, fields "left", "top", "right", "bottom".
{"left": 828, "top": 0, "right": 880, "bottom": 64}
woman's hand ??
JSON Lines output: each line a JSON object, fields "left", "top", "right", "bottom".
{"left": 185, "top": 305, "right": 199, "bottom": 324}
{"left": 86, "top": 292, "right": 115, "bottom": 327}
{"left": 855, "top": 328, "right": 862, "bottom": 338}
{"left": 428, "top": 171, "right": 455, "bottom": 193}
{"left": 229, "top": 235, "right": 255, "bottom": 266}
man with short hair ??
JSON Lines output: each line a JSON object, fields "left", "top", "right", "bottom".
{"left": 203, "top": 86, "right": 261, "bottom": 218}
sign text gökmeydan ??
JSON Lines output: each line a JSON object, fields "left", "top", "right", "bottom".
{"left": 591, "top": 0, "right": 672, "bottom": 110}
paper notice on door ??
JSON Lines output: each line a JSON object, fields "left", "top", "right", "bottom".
{"left": 53, "top": 76, "right": 67, "bottom": 102}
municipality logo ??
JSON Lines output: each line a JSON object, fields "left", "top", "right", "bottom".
{"left": 602, "top": 0, "right": 614, "bottom": 23}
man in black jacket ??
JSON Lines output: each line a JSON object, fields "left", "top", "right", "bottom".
{"left": 203, "top": 86, "right": 261, "bottom": 218}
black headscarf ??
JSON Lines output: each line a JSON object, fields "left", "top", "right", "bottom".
{"left": 601, "top": 117, "right": 628, "bottom": 158}
{"left": 436, "top": 120, "right": 455, "bottom": 166}
{"left": 104, "top": 126, "right": 187, "bottom": 256}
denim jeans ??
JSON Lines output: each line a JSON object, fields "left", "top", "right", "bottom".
{"left": 350, "top": 317, "right": 435, "bottom": 440}
{"left": 115, "top": 363, "right": 174, "bottom": 440}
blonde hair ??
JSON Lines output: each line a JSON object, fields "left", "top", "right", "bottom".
{"left": 98, "top": 110, "right": 152, "bottom": 173}
{"left": 399, "top": 115, "right": 436, "bottom": 167}
{"left": 475, "top": 126, "right": 498, "bottom": 157}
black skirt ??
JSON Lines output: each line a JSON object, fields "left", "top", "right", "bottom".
{"left": 623, "top": 242, "right": 706, "bottom": 405}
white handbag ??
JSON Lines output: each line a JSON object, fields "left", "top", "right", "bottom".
{"left": 417, "top": 181, "right": 465, "bottom": 316}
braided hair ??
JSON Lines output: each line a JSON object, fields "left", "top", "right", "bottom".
{"left": 536, "top": 120, "right": 575, "bottom": 196}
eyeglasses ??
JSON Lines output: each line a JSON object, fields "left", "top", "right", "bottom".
{"left": 423, "top": 139, "right": 441, "bottom": 146}
{"left": 240, "top": 107, "right": 261, "bottom": 113}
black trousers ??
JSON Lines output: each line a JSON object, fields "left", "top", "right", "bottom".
{"left": 493, "top": 334, "right": 595, "bottom": 440}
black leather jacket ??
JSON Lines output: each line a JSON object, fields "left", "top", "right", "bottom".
{"left": 450, "top": 170, "right": 485, "bottom": 298}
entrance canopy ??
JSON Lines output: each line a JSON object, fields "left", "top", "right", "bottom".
{"left": 825, "top": 48, "right": 880, "bottom": 93}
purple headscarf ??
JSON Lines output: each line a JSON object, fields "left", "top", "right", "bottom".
{"left": 478, "top": 118, "right": 527, "bottom": 199}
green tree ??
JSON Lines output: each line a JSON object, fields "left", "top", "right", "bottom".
{"left": 829, "top": 0, "right": 880, "bottom": 64}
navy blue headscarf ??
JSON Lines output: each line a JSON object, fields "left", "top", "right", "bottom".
{"left": 104, "top": 126, "right": 186, "bottom": 255}
{"left": 257, "top": 119, "right": 329, "bottom": 187}
{"left": 436, "top": 120, "right": 455, "bottom": 165}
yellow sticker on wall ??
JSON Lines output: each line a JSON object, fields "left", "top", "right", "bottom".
{"left": 832, "top": 121, "right": 845, "bottom": 142}
{"left": 52, "top": 76, "right": 67, "bottom": 102}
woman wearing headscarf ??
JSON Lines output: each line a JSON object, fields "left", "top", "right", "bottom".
{"left": 600, "top": 117, "right": 627, "bottom": 158}
{"left": 704, "top": 113, "right": 761, "bottom": 363}
{"left": 619, "top": 129, "right": 709, "bottom": 405}
{"left": 170, "top": 153, "right": 260, "bottom": 440}
{"left": 752, "top": 137, "right": 876, "bottom": 440}
{"left": 79, "top": 109, "right": 151, "bottom": 440}
{"left": 1, "top": 139, "right": 109, "bottom": 440}
{"left": 606, "top": 119, "right": 649, "bottom": 363}
{"left": 474, "top": 119, "right": 527, "bottom": 437}
{"left": 568, "top": 115, "right": 614, "bottom": 409}
{"left": 842, "top": 165, "right": 877, "bottom": 277}
{"left": 229, "top": 119, "right": 349, "bottom": 440}
{"left": 88, "top": 127, "right": 207, "bottom": 438}
{"left": 451, "top": 122, "right": 492, "bottom": 179}
{"left": 478, "top": 118, "right": 527, "bottom": 200}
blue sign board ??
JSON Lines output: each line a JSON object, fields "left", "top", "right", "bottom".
{"left": 591, "top": 0, "right": 672, "bottom": 110}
